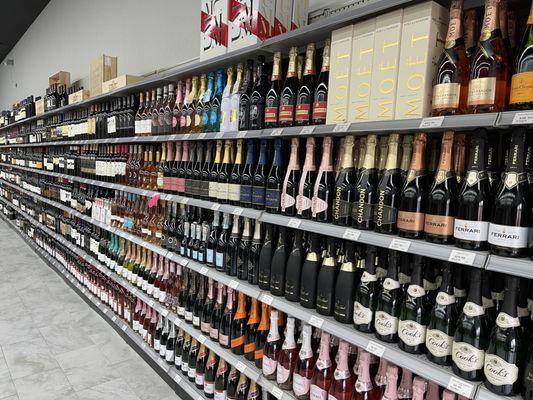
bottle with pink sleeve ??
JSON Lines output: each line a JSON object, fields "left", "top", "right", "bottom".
{"left": 293, "top": 324, "right": 315, "bottom": 400}
{"left": 309, "top": 332, "right": 334, "bottom": 400}
{"left": 397, "top": 368, "right": 413, "bottom": 400}
{"left": 327, "top": 340, "right": 354, "bottom": 400}
{"left": 411, "top": 377, "right": 428, "bottom": 400}
{"left": 352, "top": 350, "right": 380, "bottom": 400}
{"left": 381, "top": 365, "right": 399, "bottom": 400}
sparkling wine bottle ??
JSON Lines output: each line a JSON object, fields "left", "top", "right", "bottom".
{"left": 332, "top": 136, "right": 355, "bottom": 226}
{"left": 269, "top": 226, "right": 290, "bottom": 295}
{"left": 277, "top": 316, "right": 298, "bottom": 389}
{"left": 381, "top": 365, "right": 399, "bottom": 400}
{"left": 297, "top": 137, "right": 317, "bottom": 219}
{"left": 310, "top": 332, "right": 333, "bottom": 400}
{"left": 265, "top": 138, "right": 284, "bottom": 214}
{"left": 327, "top": 340, "right": 354, "bottom": 400}
{"left": 353, "top": 135, "right": 378, "bottom": 230}
{"left": 284, "top": 229, "right": 305, "bottom": 302}
{"left": 244, "top": 298, "right": 260, "bottom": 361}
{"left": 231, "top": 291, "right": 248, "bottom": 355}
{"left": 299, "top": 233, "right": 322, "bottom": 309}
{"left": 353, "top": 246, "right": 378, "bottom": 333}
{"left": 333, "top": 241, "right": 358, "bottom": 323}
{"left": 204, "top": 349, "right": 219, "bottom": 398}
{"left": 262, "top": 308, "right": 282, "bottom": 380}
{"left": 281, "top": 138, "right": 301, "bottom": 216}
{"left": 219, "top": 287, "right": 235, "bottom": 349}
{"left": 352, "top": 350, "right": 380, "bottom": 400}
{"left": 312, "top": 136, "right": 335, "bottom": 222}
{"left": 254, "top": 303, "right": 271, "bottom": 368}
{"left": 316, "top": 237, "right": 339, "bottom": 316}
{"left": 293, "top": 324, "right": 315, "bottom": 400}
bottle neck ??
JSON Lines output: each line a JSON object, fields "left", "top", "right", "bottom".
{"left": 258, "top": 142, "right": 268, "bottom": 165}
{"left": 319, "top": 137, "right": 333, "bottom": 171}
{"left": 234, "top": 140, "right": 243, "bottom": 165}
{"left": 506, "top": 129, "right": 527, "bottom": 173}
{"left": 501, "top": 277, "right": 519, "bottom": 317}
{"left": 340, "top": 137, "right": 354, "bottom": 169}
{"left": 467, "top": 134, "right": 487, "bottom": 171}
{"left": 362, "top": 135, "right": 377, "bottom": 170}
{"left": 408, "top": 133, "right": 427, "bottom": 173}
{"left": 481, "top": 0, "right": 500, "bottom": 39}
{"left": 271, "top": 53, "right": 282, "bottom": 81}
{"left": 318, "top": 333, "right": 331, "bottom": 361}
{"left": 466, "top": 269, "right": 482, "bottom": 305}
{"left": 384, "top": 135, "right": 400, "bottom": 170}
{"left": 437, "top": 131, "right": 455, "bottom": 172}
{"left": 445, "top": 0, "right": 464, "bottom": 49}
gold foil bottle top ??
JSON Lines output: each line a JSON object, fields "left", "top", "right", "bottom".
{"left": 445, "top": 0, "right": 464, "bottom": 48}
{"left": 480, "top": 0, "right": 500, "bottom": 41}
{"left": 362, "top": 134, "right": 378, "bottom": 170}
{"left": 287, "top": 46, "right": 298, "bottom": 76}
{"left": 271, "top": 51, "right": 282, "bottom": 80}
{"left": 321, "top": 39, "right": 331, "bottom": 71}
{"left": 304, "top": 43, "right": 316, "bottom": 75}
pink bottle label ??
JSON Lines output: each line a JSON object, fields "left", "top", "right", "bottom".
{"left": 293, "top": 374, "right": 311, "bottom": 396}
{"left": 310, "top": 384, "right": 328, "bottom": 400}
{"left": 276, "top": 364, "right": 291, "bottom": 384}
{"left": 262, "top": 356, "right": 278, "bottom": 376}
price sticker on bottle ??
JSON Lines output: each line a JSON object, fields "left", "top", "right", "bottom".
{"left": 287, "top": 218, "right": 301, "bottom": 229}
{"left": 233, "top": 208, "right": 244, "bottom": 216}
{"left": 198, "top": 334, "right": 206, "bottom": 344}
{"left": 122, "top": 324, "right": 128, "bottom": 331}
{"left": 270, "top": 128, "right": 283, "bottom": 136}
{"left": 299, "top": 126, "right": 315, "bottom": 135}
{"left": 308, "top": 315, "right": 324, "bottom": 329}
{"left": 342, "top": 229, "right": 361, "bottom": 241}
{"left": 211, "top": 203, "right": 221, "bottom": 211}
{"left": 215, "top": 132, "right": 224, "bottom": 139}
{"left": 199, "top": 267, "right": 209, "bottom": 276}
{"left": 229, "top": 280, "right": 239, "bottom": 290}
{"left": 235, "top": 361, "right": 247, "bottom": 373}
{"left": 511, "top": 111, "right": 533, "bottom": 125}
{"left": 448, "top": 250, "right": 476, "bottom": 266}
{"left": 271, "top": 387, "right": 284, "bottom": 399}
{"left": 419, "top": 116, "right": 445, "bottom": 129}
{"left": 365, "top": 341, "right": 386, "bottom": 357}
{"left": 333, "top": 123, "right": 350, "bottom": 132}
{"left": 260, "top": 293, "right": 274, "bottom": 306}
{"left": 237, "top": 131, "right": 247, "bottom": 138}
{"left": 389, "top": 238, "right": 411, "bottom": 252}
{"left": 447, "top": 377, "right": 475, "bottom": 398}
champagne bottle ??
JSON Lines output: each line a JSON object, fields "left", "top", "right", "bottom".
{"left": 277, "top": 317, "right": 298, "bottom": 389}
{"left": 219, "top": 287, "right": 235, "bottom": 349}
{"left": 316, "top": 237, "right": 338, "bottom": 316}
{"left": 333, "top": 241, "right": 358, "bottom": 323}
{"left": 250, "top": 56, "right": 268, "bottom": 130}
{"left": 270, "top": 226, "right": 291, "bottom": 296}
{"left": 265, "top": 51, "right": 283, "bottom": 128}
{"left": 299, "top": 233, "right": 321, "bottom": 309}
{"left": 254, "top": 303, "right": 270, "bottom": 368}
{"left": 352, "top": 350, "right": 380, "bottom": 400}
{"left": 353, "top": 135, "right": 378, "bottom": 230}
{"left": 237, "top": 217, "right": 252, "bottom": 281}
{"left": 262, "top": 309, "right": 282, "bottom": 380}
{"left": 248, "top": 221, "right": 262, "bottom": 285}
{"left": 279, "top": 47, "right": 299, "bottom": 127}
{"left": 295, "top": 43, "right": 316, "bottom": 126}
{"left": 312, "top": 40, "right": 330, "bottom": 125}
{"left": 210, "top": 283, "right": 225, "bottom": 341}
{"left": 220, "top": 66, "right": 234, "bottom": 133}
{"left": 311, "top": 137, "right": 335, "bottom": 222}
{"left": 229, "top": 139, "right": 243, "bottom": 205}
{"left": 235, "top": 373, "right": 249, "bottom": 400}
{"left": 281, "top": 138, "right": 301, "bottom": 216}
{"left": 328, "top": 341, "right": 355, "bottom": 400}
{"left": 230, "top": 63, "right": 244, "bottom": 132}
{"left": 257, "top": 224, "right": 275, "bottom": 289}
{"left": 332, "top": 136, "right": 355, "bottom": 226}
{"left": 226, "top": 366, "right": 239, "bottom": 400}
{"left": 209, "top": 141, "right": 222, "bottom": 200}
{"left": 284, "top": 229, "right": 305, "bottom": 302}
{"left": 231, "top": 292, "right": 248, "bottom": 355}
{"left": 382, "top": 365, "right": 399, "bottom": 400}
{"left": 202, "top": 278, "right": 215, "bottom": 335}
{"left": 309, "top": 332, "right": 333, "bottom": 400}
{"left": 297, "top": 137, "right": 317, "bottom": 219}
{"left": 240, "top": 140, "right": 255, "bottom": 208}
{"left": 214, "top": 358, "right": 229, "bottom": 400}
{"left": 239, "top": 60, "right": 254, "bottom": 130}
{"left": 226, "top": 214, "right": 241, "bottom": 277}
{"left": 215, "top": 213, "right": 230, "bottom": 272}
{"left": 246, "top": 380, "right": 261, "bottom": 400}
{"left": 353, "top": 246, "right": 378, "bottom": 333}
{"left": 244, "top": 298, "right": 260, "bottom": 361}
{"left": 252, "top": 139, "right": 268, "bottom": 210}
{"left": 218, "top": 140, "right": 233, "bottom": 203}
{"left": 204, "top": 349, "right": 219, "bottom": 398}
{"left": 265, "top": 138, "right": 284, "bottom": 213}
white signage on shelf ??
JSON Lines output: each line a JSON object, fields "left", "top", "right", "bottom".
{"left": 511, "top": 111, "right": 533, "bottom": 125}
{"left": 419, "top": 116, "right": 445, "bottom": 129}
{"left": 308, "top": 315, "right": 324, "bottom": 329}
{"left": 333, "top": 123, "right": 350, "bottom": 132}
{"left": 287, "top": 218, "right": 301, "bottom": 229}
{"left": 447, "top": 376, "right": 475, "bottom": 398}
{"left": 366, "top": 340, "right": 386, "bottom": 357}
{"left": 343, "top": 229, "right": 361, "bottom": 241}
{"left": 300, "top": 126, "right": 315, "bottom": 135}
{"left": 448, "top": 250, "right": 476, "bottom": 266}
{"left": 389, "top": 238, "right": 411, "bottom": 252}
{"left": 260, "top": 294, "right": 274, "bottom": 306}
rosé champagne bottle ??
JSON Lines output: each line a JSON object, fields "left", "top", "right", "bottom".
{"left": 411, "top": 377, "right": 428, "bottom": 400}
{"left": 293, "top": 324, "right": 315, "bottom": 400}
{"left": 381, "top": 365, "right": 399, "bottom": 400}
{"left": 352, "top": 351, "right": 380, "bottom": 400}
{"left": 327, "top": 341, "right": 354, "bottom": 400}
{"left": 310, "top": 332, "right": 334, "bottom": 400}
{"left": 277, "top": 317, "right": 298, "bottom": 389}
{"left": 262, "top": 309, "right": 282, "bottom": 380}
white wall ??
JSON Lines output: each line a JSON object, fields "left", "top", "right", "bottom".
{"left": 0, "top": 0, "right": 200, "bottom": 110}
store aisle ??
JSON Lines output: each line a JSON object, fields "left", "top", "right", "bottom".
{"left": 0, "top": 220, "right": 177, "bottom": 400}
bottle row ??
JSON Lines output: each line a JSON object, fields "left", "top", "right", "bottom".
{"left": 4, "top": 187, "right": 533, "bottom": 398}
{"left": 3, "top": 126, "right": 533, "bottom": 259}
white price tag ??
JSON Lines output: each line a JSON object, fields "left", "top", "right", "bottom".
{"left": 511, "top": 111, "right": 533, "bottom": 125}
{"left": 106, "top": 270, "right": 111, "bottom": 276}
{"left": 96, "top": 301, "right": 101, "bottom": 307}
{"left": 200, "top": 267, "right": 209, "bottom": 276}
{"left": 179, "top": 258, "right": 189, "bottom": 267}
{"left": 163, "top": 194, "right": 172, "bottom": 201}
{"left": 447, "top": 376, "right": 475, "bottom": 398}
{"left": 198, "top": 132, "right": 206, "bottom": 139}
{"left": 174, "top": 374, "right": 182, "bottom": 384}
{"left": 198, "top": 335, "right": 206, "bottom": 344}
{"left": 211, "top": 203, "right": 221, "bottom": 211}
{"left": 270, "top": 128, "right": 283, "bottom": 136}
{"left": 112, "top": 316, "right": 117, "bottom": 322}
{"left": 182, "top": 198, "right": 189, "bottom": 205}
{"left": 141, "top": 190, "right": 148, "bottom": 196}
{"left": 141, "top": 342, "right": 146, "bottom": 349}
{"left": 308, "top": 315, "right": 324, "bottom": 329}
{"left": 389, "top": 238, "right": 411, "bottom": 252}
{"left": 365, "top": 340, "right": 386, "bottom": 357}
{"left": 342, "top": 229, "right": 361, "bottom": 241}
{"left": 260, "top": 294, "right": 274, "bottom": 306}
{"left": 82, "top": 288, "right": 86, "bottom": 294}
{"left": 149, "top": 300, "right": 155, "bottom": 307}
{"left": 300, "top": 126, "right": 315, "bottom": 135}
{"left": 229, "top": 280, "right": 239, "bottom": 290}
{"left": 271, "top": 387, "right": 284, "bottom": 399}
{"left": 103, "top": 308, "right": 108, "bottom": 314}
{"left": 131, "top": 288, "right": 137, "bottom": 295}
{"left": 174, "top": 318, "right": 182, "bottom": 327}
{"left": 237, "top": 131, "right": 247, "bottom": 138}
{"left": 419, "top": 116, "right": 445, "bottom": 129}
{"left": 182, "top": 134, "right": 191, "bottom": 140}
{"left": 122, "top": 324, "right": 127, "bottom": 331}
{"left": 233, "top": 207, "right": 243, "bottom": 216}
{"left": 235, "top": 361, "right": 247, "bottom": 373}
{"left": 333, "top": 123, "right": 350, "bottom": 132}
{"left": 215, "top": 132, "right": 224, "bottom": 139}
{"left": 448, "top": 250, "right": 476, "bottom": 266}
{"left": 161, "top": 309, "right": 169, "bottom": 317}
{"left": 287, "top": 218, "right": 301, "bottom": 228}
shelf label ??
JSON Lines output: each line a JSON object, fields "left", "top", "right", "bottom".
{"left": 198, "top": 132, "right": 206, "bottom": 139}
{"left": 161, "top": 309, "right": 169, "bottom": 318}
{"left": 149, "top": 300, "right": 155, "bottom": 307}
{"left": 131, "top": 288, "right": 137, "bottom": 295}
{"left": 343, "top": 229, "right": 361, "bottom": 241}
{"left": 270, "top": 128, "right": 283, "bottom": 136}
{"left": 229, "top": 280, "right": 239, "bottom": 290}
{"left": 233, "top": 208, "right": 243, "bottom": 216}
{"left": 237, "top": 131, "right": 247, "bottom": 138}
{"left": 174, "top": 318, "right": 182, "bottom": 327}
{"left": 141, "top": 342, "right": 146, "bottom": 349}
{"left": 174, "top": 374, "right": 182, "bottom": 384}
{"left": 365, "top": 341, "right": 386, "bottom": 357}
{"left": 179, "top": 258, "right": 189, "bottom": 267}
{"left": 122, "top": 324, "right": 127, "bottom": 331}
{"left": 96, "top": 301, "right": 101, "bottom": 307}
{"left": 215, "top": 132, "right": 224, "bottom": 139}
{"left": 271, "top": 387, "right": 284, "bottom": 399}
{"left": 308, "top": 315, "right": 324, "bottom": 329}
{"left": 511, "top": 111, "right": 533, "bottom": 125}
{"left": 103, "top": 308, "right": 108, "bottom": 314}
{"left": 235, "top": 361, "right": 247, "bottom": 373}
{"left": 182, "top": 134, "right": 191, "bottom": 140}
{"left": 112, "top": 315, "right": 117, "bottom": 322}
{"left": 300, "top": 126, "right": 315, "bottom": 135}
{"left": 419, "top": 116, "right": 445, "bottom": 129}
{"left": 198, "top": 334, "right": 206, "bottom": 344}
{"left": 260, "top": 294, "right": 274, "bottom": 306}
{"left": 447, "top": 376, "right": 475, "bottom": 398}
{"left": 211, "top": 203, "right": 221, "bottom": 211}
{"left": 389, "top": 238, "right": 411, "bottom": 252}
{"left": 199, "top": 267, "right": 209, "bottom": 276}
{"left": 448, "top": 250, "right": 476, "bottom": 266}
{"left": 181, "top": 198, "right": 189, "bottom": 205}
{"left": 333, "top": 123, "right": 350, "bottom": 132}
{"left": 81, "top": 288, "right": 86, "bottom": 294}
{"left": 287, "top": 218, "right": 301, "bottom": 229}
{"left": 157, "top": 357, "right": 165, "bottom": 367}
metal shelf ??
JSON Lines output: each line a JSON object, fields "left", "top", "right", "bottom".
{"left": 485, "top": 254, "right": 533, "bottom": 279}
{"left": 496, "top": 111, "right": 533, "bottom": 127}
{"left": 475, "top": 385, "right": 521, "bottom": 400}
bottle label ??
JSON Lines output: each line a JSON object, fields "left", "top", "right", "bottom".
{"left": 252, "top": 186, "right": 265, "bottom": 207}
{"left": 454, "top": 219, "right": 489, "bottom": 242}
{"left": 293, "top": 374, "right": 311, "bottom": 396}
{"left": 383, "top": 278, "right": 400, "bottom": 291}
{"left": 484, "top": 353, "right": 519, "bottom": 386}
{"left": 215, "top": 252, "right": 224, "bottom": 268}
{"left": 214, "top": 390, "right": 227, "bottom": 400}
{"left": 312, "top": 196, "right": 329, "bottom": 216}
{"left": 398, "top": 320, "right": 426, "bottom": 346}
{"left": 436, "top": 292, "right": 455, "bottom": 305}
{"left": 467, "top": 77, "right": 496, "bottom": 106}
{"left": 432, "top": 83, "right": 461, "bottom": 110}
{"left": 276, "top": 364, "right": 291, "bottom": 384}
{"left": 353, "top": 302, "right": 373, "bottom": 325}
{"left": 488, "top": 223, "right": 529, "bottom": 249}
{"left": 510, "top": 72, "right": 533, "bottom": 105}
{"left": 207, "top": 249, "right": 214, "bottom": 264}
{"left": 397, "top": 211, "right": 425, "bottom": 233}
{"left": 265, "top": 189, "right": 281, "bottom": 209}
{"left": 195, "top": 373, "right": 205, "bottom": 386}
{"left": 375, "top": 311, "right": 399, "bottom": 336}
{"left": 281, "top": 192, "right": 296, "bottom": 211}
{"left": 265, "top": 106, "right": 279, "bottom": 124}
{"left": 453, "top": 341, "right": 485, "bottom": 372}
{"left": 310, "top": 384, "right": 328, "bottom": 400}
{"left": 374, "top": 201, "right": 397, "bottom": 227}
{"left": 496, "top": 312, "right": 520, "bottom": 328}
{"left": 296, "top": 194, "right": 312, "bottom": 213}
{"left": 315, "top": 358, "right": 332, "bottom": 370}
{"left": 463, "top": 301, "right": 485, "bottom": 317}
{"left": 228, "top": 184, "right": 241, "bottom": 202}
{"left": 312, "top": 101, "right": 327, "bottom": 120}
{"left": 426, "top": 328, "right": 453, "bottom": 357}
{"left": 407, "top": 285, "right": 426, "bottom": 298}
{"left": 165, "top": 349, "right": 174, "bottom": 363}
{"left": 262, "top": 355, "right": 278, "bottom": 376}
{"left": 424, "top": 214, "right": 454, "bottom": 236}
{"left": 333, "top": 368, "right": 350, "bottom": 380}
{"left": 240, "top": 185, "right": 252, "bottom": 204}
{"left": 333, "top": 196, "right": 351, "bottom": 220}
{"left": 295, "top": 103, "right": 311, "bottom": 121}
{"left": 352, "top": 197, "right": 373, "bottom": 225}
{"left": 218, "top": 184, "right": 229, "bottom": 201}
{"left": 204, "top": 382, "right": 214, "bottom": 395}
{"left": 279, "top": 105, "right": 294, "bottom": 122}
{"left": 361, "top": 271, "right": 377, "bottom": 283}
{"left": 201, "top": 321, "right": 211, "bottom": 333}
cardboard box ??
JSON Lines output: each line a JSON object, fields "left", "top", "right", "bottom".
{"left": 35, "top": 99, "right": 45, "bottom": 116}
{"left": 68, "top": 89, "right": 90, "bottom": 105}
{"left": 102, "top": 75, "right": 142, "bottom": 94}
{"left": 228, "top": 0, "right": 275, "bottom": 52}
{"left": 347, "top": 18, "right": 376, "bottom": 123}
{"left": 326, "top": 25, "right": 354, "bottom": 125}
{"left": 291, "top": 0, "right": 309, "bottom": 30}
{"left": 90, "top": 55, "right": 117, "bottom": 97}
{"left": 395, "top": 1, "right": 448, "bottom": 120}
{"left": 49, "top": 71, "right": 70, "bottom": 86}
{"left": 274, "top": 0, "right": 292, "bottom": 36}
{"left": 368, "top": 10, "right": 404, "bottom": 121}
{"left": 200, "top": 0, "right": 228, "bottom": 61}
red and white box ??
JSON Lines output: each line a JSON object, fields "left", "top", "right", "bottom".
{"left": 291, "top": 0, "right": 309, "bottom": 30}
{"left": 274, "top": 0, "right": 292, "bottom": 36}
{"left": 228, "top": 0, "right": 276, "bottom": 52}
{"left": 200, "top": 0, "right": 229, "bottom": 61}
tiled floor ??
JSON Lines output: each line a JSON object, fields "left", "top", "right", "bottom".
{"left": 0, "top": 220, "right": 178, "bottom": 400}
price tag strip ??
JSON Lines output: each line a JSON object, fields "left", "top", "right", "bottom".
{"left": 343, "top": 229, "right": 361, "bottom": 241}
{"left": 287, "top": 218, "right": 301, "bottom": 229}
{"left": 448, "top": 250, "right": 476, "bottom": 266}
{"left": 511, "top": 111, "right": 533, "bottom": 125}
{"left": 333, "top": 123, "right": 350, "bottom": 132}
{"left": 308, "top": 315, "right": 324, "bottom": 329}
{"left": 260, "top": 294, "right": 274, "bottom": 306}
{"left": 419, "top": 116, "right": 445, "bottom": 129}
{"left": 365, "top": 340, "right": 386, "bottom": 357}
{"left": 447, "top": 376, "right": 475, "bottom": 398}
{"left": 389, "top": 238, "right": 411, "bottom": 252}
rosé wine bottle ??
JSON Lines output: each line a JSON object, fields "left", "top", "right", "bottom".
{"left": 327, "top": 341, "right": 355, "bottom": 400}
{"left": 352, "top": 351, "right": 380, "bottom": 400}
{"left": 412, "top": 377, "right": 428, "bottom": 400}
{"left": 381, "top": 365, "right": 399, "bottom": 400}
{"left": 309, "top": 332, "right": 334, "bottom": 400}
{"left": 262, "top": 309, "right": 282, "bottom": 380}
{"left": 397, "top": 368, "right": 413, "bottom": 400}
{"left": 277, "top": 317, "right": 298, "bottom": 389}
{"left": 293, "top": 324, "right": 315, "bottom": 400}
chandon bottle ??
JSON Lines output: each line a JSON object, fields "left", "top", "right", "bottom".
{"left": 454, "top": 129, "right": 491, "bottom": 250}
{"left": 226, "top": 214, "right": 240, "bottom": 276}
{"left": 309, "top": 332, "right": 333, "bottom": 400}
{"left": 398, "top": 132, "right": 428, "bottom": 239}
{"left": 281, "top": 138, "right": 301, "bottom": 216}
{"left": 248, "top": 221, "right": 262, "bottom": 285}
{"left": 316, "top": 237, "right": 338, "bottom": 316}
{"left": 237, "top": 218, "right": 252, "bottom": 281}
{"left": 452, "top": 268, "right": 489, "bottom": 381}
{"left": 332, "top": 136, "right": 355, "bottom": 226}
{"left": 353, "top": 134, "right": 378, "bottom": 230}
{"left": 270, "top": 226, "right": 291, "bottom": 296}
{"left": 426, "top": 263, "right": 458, "bottom": 365}
{"left": 257, "top": 224, "right": 275, "bottom": 289}
{"left": 484, "top": 276, "right": 522, "bottom": 395}
{"left": 299, "top": 233, "right": 321, "bottom": 309}
{"left": 333, "top": 241, "right": 357, "bottom": 323}
{"left": 297, "top": 137, "right": 317, "bottom": 219}
{"left": 488, "top": 128, "right": 531, "bottom": 257}
{"left": 353, "top": 246, "right": 378, "bottom": 332}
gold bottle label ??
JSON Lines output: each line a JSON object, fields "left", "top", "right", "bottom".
{"left": 424, "top": 214, "right": 455, "bottom": 236}
{"left": 397, "top": 211, "right": 425, "bottom": 232}
{"left": 510, "top": 72, "right": 533, "bottom": 105}
{"left": 432, "top": 83, "right": 461, "bottom": 110}
{"left": 467, "top": 77, "right": 496, "bottom": 106}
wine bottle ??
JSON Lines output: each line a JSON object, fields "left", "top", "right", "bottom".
{"left": 204, "top": 349, "right": 219, "bottom": 398}
{"left": 209, "top": 140, "right": 222, "bottom": 200}
{"left": 426, "top": 263, "right": 459, "bottom": 365}
{"left": 297, "top": 137, "right": 317, "bottom": 219}
{"left": 231, "top": 291, "right": 247, "bottom": 355}
{"left": 454, "top": 129, "right": 491, "bottom": 250}
{"left": 353, "top": 246, "right": 378, "bottom": 332}
{"left": 210, "top": 282, "right": 225, "bottom": 341}
{"left": 398, "top": 132, "right": 428, "bottom": 239}
{"left": 220, "top": 66, "right": 234, "bottom": 133}
{"left": 174, "top": 328, "right": 184, "bottom": 368}
{"left": 375, "top": 134, "right": 402, "bottom": 234}
{"left": 235, "top": 373, "right": 249, "bottom": 400}
{"left": 293, "top": 324, "right": 315, "bottom": 400}
{"left": 353, "top": 134, "right": 378, "bottom": 230}
{"left": 202, "top": 278, "right": 216, "bottom": 335}
{"left": 484, "top": 276, "right": 522, "bottom": 395}
{"left": 265, "top": 138, "right": 284, "bottom": 214}
{"left": 309, "top": 332, "right": 333, "bottom": 400}
{"left": 237, "top": 217, "right": 252, "bottom": 281}
{"left": 195, "top": 343, "right": 208, "bottom": 389}
{"left": 270, "top": 226, "right": 290, "bottom": 295}
{"left": 312, "top": 136, "right": 335, "bottom": 222}
{"left": 228, "top": 139, "right": 243, "bottom": 205}
{"left": 214, "top": 358, "right": 229, "bottom": 400}
{"left": 489, "top": 128, "right": 531, "bottom": 257}
{"left": 316, "top": 237, "right": 338, "bottom": 316}
{"left": 424, "top": 131, "right": 458, "bottom": 244}
{"left": 215, "top": 213, "right": 230, "bottom": 272}
{"left": 218, "top": 140, "right": 233, "bottom": 203}
{"left": 284, "top": 229, "right": 304, "bottom": 302}
{"left": 188, "top": 338, "right": 199, "bottom": 381}
{"left": 244, "top": 298, "right": 260, "bottom": 361}
{"left": 332, "top": 136, "right": 355, "bottom": 226}
{"left": 466, "top": 0, "right": 509, "bottom": 113}
{"left": 218, "top": 287, "right": 235, "bottom": 349}
{"left": 252, "top": 139, "right": 268, "bottom": 210}
{"left": 398, "top": 255, "right": 430, "bottom": 354}
{"left": 240, "top": 140, "right": 255, "bottom": 208}
{"left": 431, "top": 0, "right": 469, "bottom": 116}
{"left": 226, "top": 214, "right": 241, "bottom": 277}
{"left": 262, "top": 308, "right": 281, "bottom": 379}
{"left": 276, "top": 316, "right": 298, "bottom": 389}
{"left": 279, "top": 47, "right": 299, "bottom": 127}
{"left": 452, "top": 268, "right": 489, "bottom": 381}
{"left": 193, "top": 275, "right": 206, "bottom": 328}
{"left": 299, "top": 233, "right": 321, "bottom": 309}
{"left": 226, "top": 365, "right": 239, "bottom": 400}
{"left": 254, "top": 303, "right": 270, "bottom": 368}
{"left": 397, "top": 368, "right": 413, "bottom": 400}
{"left": 295, "top": 43, "right": 316, "bottom": 126}
{"left": 209, "top": 68, "right": 225, "bottom": 132}
{"left": 382, "top": 365, "right": 399, "bottom": 400}
{"left": 312, "top": 40, "right": 330, "bottom": 125}
{"left": 265, "top": 51, "right": 283, "bottom": 129}
{"left": 248, "top": 221, "right": 262, "bottom": 285}
{"left": 165, "top": 322, "right": 176, "bottom": 365}
{"left": 328, "top": 340, "right": 354, "bottom": 400}
{"left": 246, "top": 380, "right": 261, "bottom": 400}
{"left": 239, "top": 60, "right": 254, "bottom": 131}
{"left": 207, "top": 212, "right": 220, "bottom": 268}
{"left": 333, "top": 241, "right": 358, "bottom": 323}
{"left": 281, "top": 138, "right": 301, "bottom": 216}
{"left": 230, "top": 63, "right": 244, "bottom": 132}
{"left": 352, "top": 350, "right": 380, "bottom": 400}
{"left": 509, "top": 0, "right": 533, "bottom": 110}
{"left": 250, "top": 56, "right": 268, "bottom": 130}
{"left": 411, "top": 378, "right": 427, "bottom": 400}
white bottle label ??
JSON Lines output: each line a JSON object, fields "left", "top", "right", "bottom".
{"left": 484, "top": 354, "right": 519, "bottom": 386}
{"left": 454, "top": 219, "right": 489, "bottom": 241}
{"left": 276, "top": 364, "right": 291, "bottom": 384}
{"left": 496, "top": 312, "right": 520, "bottom": 328}
{"left": 293, "top": 374, "right": 311, "bottom": 396}
{"left": 452, "top": 341, "right": 485, "bottom": 372}
{"left": 374, "top": 311, "right": 399, "bottom": 336}
{"left": 262, "top": 355, "right": 277, "bottom": 376}
{"left": 398, "top": 320, "right": 426, "bottom": 346}
{"left": 204, "top": 382, "right": 214, "bottom": 395}
{"left": 353, "top": 301, "right": 373, "bottom": 325}
{"left": 310, "top": 384, "right": 328, "bottom": 400}
{"left": 463, "top": 302, "right": 485, "bottom": 317}
{"left": 426, "top": 328, "right": 453, "bottom": 357}
{"left": 165, "top": 349, "right": 174, "bottom": 363}
{"left": 436, "top": 292, "right": 456, "bottom": 306}
{"left": 214, "top": 390, "right": 226, "bottom": 400}
{"left": 488, "top": 223, "right": 529, "bottom": 248}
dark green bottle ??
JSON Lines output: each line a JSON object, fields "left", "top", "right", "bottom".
{"left": 353, "top": 245, "right": 378, "bottom": 333}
